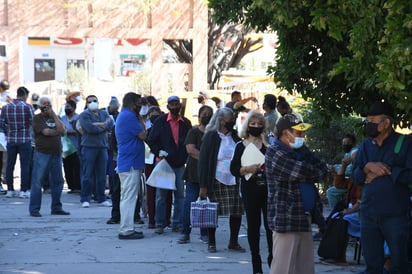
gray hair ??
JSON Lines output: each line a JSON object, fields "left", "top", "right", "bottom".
{"left": 38, "top": 95, "right": 52, "bottom": 106}
{"left": 205, "top": 107, "right": 233, "bottom": 133}
{"left": 238, "top": 110, "right": 267, "bottom": 139}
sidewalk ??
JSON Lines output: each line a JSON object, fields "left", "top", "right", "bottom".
{"left": 0, "top": 187, "right": 365, "bottom": 274}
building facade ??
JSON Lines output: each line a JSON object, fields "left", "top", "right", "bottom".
{"left": 0, "top": 0, "right": 208, "bottom": 98}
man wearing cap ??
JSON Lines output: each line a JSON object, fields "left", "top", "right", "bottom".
{"left": 352, "top": 101, "right": 412, "bottom": 274}
{"left": 265, "top": 114, "right": 328, "bottom": 274}
{"left": 147, "top": 95, "right": 192, "bottom": 234}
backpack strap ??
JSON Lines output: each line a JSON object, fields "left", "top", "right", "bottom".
{"left": 394, "top": 134, "right": 405, "bottom": 154}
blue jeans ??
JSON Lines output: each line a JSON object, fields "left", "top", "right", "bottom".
{"left": 29, "top": 152, "right": 64, "bottom": 213}
{"left": 181, "top": 181, "right": 208, "bottom": 236}
{"left": 80, "top": 147, "right": 108, "bottom": 203}
{"left": 155, "top": 166, "right": 184, "bottom": 228}
{"left": 6, "top": 142, "right": 32, "bottom": 191}
{"left": 361, "top": 213, "right": 409, "bottom": 274}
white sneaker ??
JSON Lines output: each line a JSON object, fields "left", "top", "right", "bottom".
{"left": 6, "top": 190, "right": 15, "bottom": 198}
{"left": 81, "top": 201, "right": 90, "bottom": 208}
{"left": 99, "top": 200, "right": 112, "bottom": 207}
{"left": 24, "top": 191, "right": 30, "bottom": 199}
{"left": 19, "top": 191, "right": 25, "bottom": 198}
{"left": 0, "top": 185, "right": 6, "bottom": 194}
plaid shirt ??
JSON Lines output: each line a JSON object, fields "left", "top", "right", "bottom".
{"left": 0, "top": 99, "right": 34, "bottom": 144}
{"left": 265, "top": 139, "right": 328, "bottom": 233}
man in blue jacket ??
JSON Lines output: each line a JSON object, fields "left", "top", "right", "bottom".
{"left": 147, "top": 96, "right": 192, "bottom": 234}
{"left": 352, "top": 101, "right": 412, "bottom": 274}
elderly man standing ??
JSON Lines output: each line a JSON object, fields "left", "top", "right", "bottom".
{"left": 29, "top": 96, "right": 69, "bottom": 217}
{"left": 352, "top": 101, "right": 412, "bottom": 274}
{"left": 115, "top": 92, "right": 146, "bottom": 239}
{"left": 265, "top": 114, "right": 328, "bottom": 274}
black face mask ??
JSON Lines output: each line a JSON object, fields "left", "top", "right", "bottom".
{"left": 169, "top": 108, "right": 181, "bottom": 116}
{"left": 224, "top": 121, "right": 235, "bottom": 131}
{"left": 342, "top": 144, "right": 353, "bottom": 153}
{"left": 364, "top": 122, "right": 380, "bottom": 138}
{"left": 65, "top": 109, "right": 73, "bottom": 116}
{"left": 150, "top": 115, "right": 160, "bottom": 124}
{"left": 248, "top": 126, "right": 264, "bottom": 137}
{"left": 201, "top": 116, "right": 211, "bottom": 126}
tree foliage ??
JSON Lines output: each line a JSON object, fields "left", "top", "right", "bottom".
{"left": 209, "top": 0, "right": 412, "bottom": 128}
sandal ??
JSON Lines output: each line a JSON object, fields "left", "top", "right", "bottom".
{"left": 208, "top": 244, "right": 217, "bottom": 253}
{"left": 228, "top": 243, "right": 246, "bottom": 253}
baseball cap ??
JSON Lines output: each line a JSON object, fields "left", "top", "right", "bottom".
{"left": 361, "top": 101, "right": 394, "bottom": 118}
{"left": 275, "top": 114, "right": 312, "bottom": 133}
{"left": 167, "top": 95, "right": 180, "bottom": 103}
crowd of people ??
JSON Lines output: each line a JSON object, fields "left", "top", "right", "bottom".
{"left": 1, "top": 80, "right": 411, "bottom": 274}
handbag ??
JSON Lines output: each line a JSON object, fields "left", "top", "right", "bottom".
{"left": 190, "top": 197, "right": 218, "bottom": 228}
{"left": 145, "top": 159, "right": 176, "bottom": 190}
{"left": 318, "top": 215, "right": 349, "bottom": 260}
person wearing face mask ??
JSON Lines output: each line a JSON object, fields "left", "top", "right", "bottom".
{"left": 60, "top": 100, "right": 81, "bottom": 194}
{"left": 29, "top": 96, "right": 69, "bottom": 217}
{"left": 230, "top": 110, "right": 273, "bottom": 274}
{"left": 352, "top": 101, "right": 412, "bottom": 274}
{"left": 176, "top": 105, "right": 213, "bottom": 245}
{"left": 326, "top": 133, "right": 358, "bottom": 210}
{"left": 78, "top": 95, "right": 114, "bottom": 208}
{"left": 198, "top": 107, "right": 243, "bottom": 253}
{"left": 147, "top": 95, "right": 192, "bottom": 234}
{"left": 265, "top": 114, "right": 328, "bottom": 274}
{"left": 144, "top": 105, "right": 173, "bottom": 229}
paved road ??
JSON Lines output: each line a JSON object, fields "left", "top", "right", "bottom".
{"left": 0, "top": 188, "right": 364, "bottom": 274}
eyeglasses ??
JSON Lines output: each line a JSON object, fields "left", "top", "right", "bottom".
{"left": 87, "top": 99, "right": 98, "bottom": 103}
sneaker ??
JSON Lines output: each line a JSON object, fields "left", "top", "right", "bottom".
{"left": 81, "top": 201, "right": 90, "bottom": 208}
{"left": 118, "top": 231, "right": 144, "bottom": 240}
{"left": 155, "top": 227, "right": 164, "bottom": 234}
{"left": 200, "top": 235, "right": 209, "bottom": 244}
{"left": 208, "top": 244, "right": 217, "bottom": 253}
{"left": 107, "top": 218, "right": 120, "bottom": 224}
{"left": 19, "top": 190, "right": 30, "bottom": 199}
{"left": 6, "top": 190, "right": 15, "bottom": 198}
{"left": 99, "top": 200, "right": 112, "bottom": 207}
{"left": 177, "top": 234, "right": 190, "bottom": 244}
{"left": 0, "top": 185, "right": 6, "bottom": 194}
{"left": 228, "top": 243, "right": 246, "bottom": 253}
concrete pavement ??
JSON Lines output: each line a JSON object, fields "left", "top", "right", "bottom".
{"left": 0, "top": 188, "right": 365, "bottom": 274}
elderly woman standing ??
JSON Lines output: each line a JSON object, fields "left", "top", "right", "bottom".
{"left": 230, "top": 110, "right": 273, "bottom": 274}
{"left": 198, "top": 107, "right": 244, "bottom": 253}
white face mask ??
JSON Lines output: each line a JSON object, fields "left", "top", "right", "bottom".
{"left": 88, "top": 102, "right": 99, "bottom": 111}
{"left": 75, "top": 95, "right": 81, "bottom": 102}
{"left": 290, "top": 137, "right": 305, "bottom": 149}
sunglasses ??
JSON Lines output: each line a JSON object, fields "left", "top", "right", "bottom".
{"left": 87, "top": 99, "right": 98, "bottom": 103}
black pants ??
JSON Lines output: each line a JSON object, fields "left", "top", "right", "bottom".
{"left": 241, "top": 181, "right": 273, "bottom": 274}
{"left": 62, "top": 152, "right": 81, "bottom": 191}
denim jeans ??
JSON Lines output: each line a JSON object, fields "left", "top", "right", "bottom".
{"left": 29, "top": 151, "right": 64, "bottom": 213}
{"left": 6, "top": 142, "right": 32, "bottom": 191}
{"left": 155, "top": 166, "right": 184, "bottom": 228}
{"left": 181, "top": 181, "right": 207, "bottom": 237}
{"left": 361, "top": 213, "right": 409, "bottom": 274}
{"left": 80, "top": 147, "right": 108, "bottom": 203}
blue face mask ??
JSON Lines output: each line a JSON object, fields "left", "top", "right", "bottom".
{"left": 290, "top": 137, "right": 305, "bottom": 149}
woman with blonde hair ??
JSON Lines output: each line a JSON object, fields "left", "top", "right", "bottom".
{"left": 230, "top": 110, "right": 273, "bottom": 274}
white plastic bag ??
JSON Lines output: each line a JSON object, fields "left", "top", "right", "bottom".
{"left": 145, "top": 159, "right": 176, "bottom": 190}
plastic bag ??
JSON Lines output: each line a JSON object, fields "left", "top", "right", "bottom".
{"left": 145, "top": 159, "right": 176, "bottom": 190}
{"left": 61, "top": 133, "right": 77, "bottom": 158}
